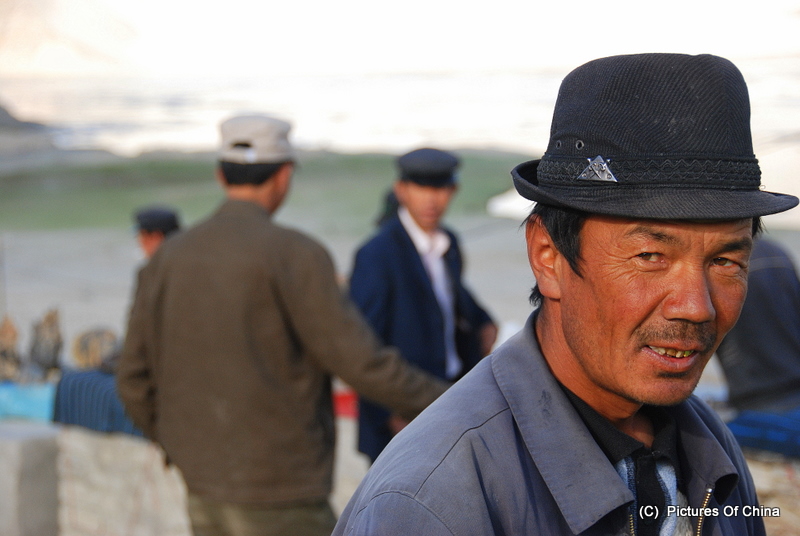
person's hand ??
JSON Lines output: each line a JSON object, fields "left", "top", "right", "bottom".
{"left": 480, "top": 322, "right": 498, "bottom": 356}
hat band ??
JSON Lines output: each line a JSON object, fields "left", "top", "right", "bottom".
{"left": 537, "top": 156, "right": 761, "bottom": 190}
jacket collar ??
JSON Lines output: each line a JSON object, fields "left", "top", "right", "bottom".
{"left": 670, "top": 399, "right": 740, "bottom": 507}
{"left": 386, "top": 216, "right": 458, "bottom": 296}
{"left": 397, "top": 207, "right": 451, "bottom": 258}
{"left": 217, "top": 198, "right": 272, "bottom": 218}
{"left": 492, "top": 312, "right": 740, "bottom": 534}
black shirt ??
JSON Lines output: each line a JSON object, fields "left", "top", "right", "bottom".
{"left": 560, "top": 385, "right": 682, "bottom": 536}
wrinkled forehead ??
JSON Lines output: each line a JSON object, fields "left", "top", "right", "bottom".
{"left": 584, "top": 214, "right": 756, "bottom": 231}
{"left": 580, "top": 215, "right": 757, "bottom": 249}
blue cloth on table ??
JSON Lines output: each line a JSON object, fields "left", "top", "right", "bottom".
{"left": 727, "top": 407, "right": 800, "bottom": 459}
{"left": 53, "top": 369, "right": 142, "bottom": 436}
{"left": 0, "top": 382, "right": 56, "bottom": 421}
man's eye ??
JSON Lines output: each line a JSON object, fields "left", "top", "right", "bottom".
{"left": 637, "top": 252, "right": 660, "bottom": 262}
{"left": 712, "top": 257, "right": 736, "bottom": 267}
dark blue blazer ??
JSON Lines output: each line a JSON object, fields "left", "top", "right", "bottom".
{"left": 350, "top": 215, "right": 493, "bottom": 461}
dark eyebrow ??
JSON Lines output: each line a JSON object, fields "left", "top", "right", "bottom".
{"left": 624, "top": 225, "right": 754, "bottom": 256}
{"left": 625, "top": 226, "right": 683, "bottom": 246}
{"left": 717, "top": 237, "right": 754, "bottom": 256}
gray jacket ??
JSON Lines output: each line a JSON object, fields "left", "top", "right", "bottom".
{"left": 334, "top": 313, "right": 765, "bottom": 535}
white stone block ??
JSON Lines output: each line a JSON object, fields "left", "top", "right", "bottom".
{"left": 0, "top": 422, "right": 59, "bottom": 536}
{"left": 58, "top": 426, "right": 191, "bottom": 536}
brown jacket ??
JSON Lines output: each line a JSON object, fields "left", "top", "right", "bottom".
{"left": 117, "top": 200, "right": 447, "bottom": 505}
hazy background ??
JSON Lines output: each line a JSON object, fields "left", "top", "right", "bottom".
{"left": 1, "top": 0, "right": 799, "bottom": 221}
{"left": 2, "top": 6, "right": 800, "bottom": 533}
{"left": 1, "top": 0, "right": 800, "bottom": 343}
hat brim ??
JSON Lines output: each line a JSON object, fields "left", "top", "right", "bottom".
{"left": 512, "top": 160, "right": 799, "bottom": 220}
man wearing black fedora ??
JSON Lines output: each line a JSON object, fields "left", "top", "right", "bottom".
{"left": 333, "top": 54, "right": 797, "bottom": 536}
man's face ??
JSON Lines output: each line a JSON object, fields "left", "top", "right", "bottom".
{"left": 533, "top": 215, "right": 753, "bottom": 417}
{"left": 394, "top": 181, "right": 457, "bottom": 233}
{"left": 137, "top": 230, "right": 165, "bottom": 259}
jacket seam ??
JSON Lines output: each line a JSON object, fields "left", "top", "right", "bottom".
{"left": 414, "top": 406, "right": 512, "bottom": 496}
{"left": 353, "top": 490, "right": 456, "bottom": 535}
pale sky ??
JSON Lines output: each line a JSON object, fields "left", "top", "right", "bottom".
{"left": 1, "top": 0, "right": 798, "bottom": 77}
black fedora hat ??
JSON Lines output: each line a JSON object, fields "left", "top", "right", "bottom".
{"left": 513, "top": 53, "right": 798, "bottom": 219}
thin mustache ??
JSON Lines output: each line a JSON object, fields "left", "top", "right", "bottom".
{"left": 636, "top": 322, "right": 717, "bottom": 354}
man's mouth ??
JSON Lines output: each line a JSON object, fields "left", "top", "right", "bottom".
{"left": 648, "top": 346, "right": 694, "bottom": 358}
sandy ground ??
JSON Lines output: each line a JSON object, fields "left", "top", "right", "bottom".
{"left": 0, "top": 212, "right": 535, "bottom": 364}
{"left": 2, "top": 211, "right": 800, "bottom": 533}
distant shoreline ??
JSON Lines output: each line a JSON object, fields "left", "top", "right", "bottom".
{"left": 0, "top": 147, "right": 531, "bottom": 233}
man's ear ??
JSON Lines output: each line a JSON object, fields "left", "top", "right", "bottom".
{"left": 526, "top": 216, "right": 563, "bottom": 301}
{"left": 392, "top": 180, "right": 406, "bottom": 203}
{"left": 261, "top": 163, "right": 294, "bottom": 212}
{"left": 273, "top": 162, "right": 294, "bottom": 189}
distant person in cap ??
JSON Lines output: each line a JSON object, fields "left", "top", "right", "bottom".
{"left": 113, "top": 206, "right": 181, "bottom": 373}
{"left": 50, "top": 208, "right": 181, "bottom": 437}
{"left": 350, "top": 148, "right": 497, "bottom": 463}
{"left": 116, "top": 114, "right": 448, "bottom": 536}
{"left": 134, "top": 206, "right": 181, "bottom": 258}
{"left": 334, "top": 54, "right": 798, "bottom": 536}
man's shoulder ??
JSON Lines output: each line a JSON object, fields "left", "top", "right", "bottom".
{"left": 364, "top": 218, "right": 407, "bottom": 245}
{"left": 338, "top": 358, "right": 515, "bottom": 531}
{"left": 258, "top": 224, "right": 335, "bottom": 271}
{"left": 355, "top": 219, "right": 412, "bottom": 259}
{"left": 186, "top": 205, "right": 329, "bottom": 254}
{"left": 269, "top": 222, "right": 328, "bottom": 251}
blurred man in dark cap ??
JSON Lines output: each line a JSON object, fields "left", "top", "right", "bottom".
{"left": 134, "top": 206, "right": 181, "bottom": 259}
{"left": 50, "top": 207, "right": 181, "bottom": 434}
{"left": 334, "top": 54, "right": 798, "bottom": 536}
{"left": 350, "top": 148, "right": 496, "bottom": 463}
{"left": 117, "top": 114, "right": 448, "bottom": 536}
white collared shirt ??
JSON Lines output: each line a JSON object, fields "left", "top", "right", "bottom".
{"left": 398, "top": 207, "right": 461, "bottom": 379}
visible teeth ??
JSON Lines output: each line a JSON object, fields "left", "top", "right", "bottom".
{"left": 649, "top": 346, "right": 693, "bottom": 358}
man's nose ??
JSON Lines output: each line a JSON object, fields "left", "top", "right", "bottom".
{"left": 663, "top": 265, "right": 716, "bottom": 324}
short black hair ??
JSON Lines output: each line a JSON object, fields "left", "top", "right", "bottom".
{"left": 527, "top": 204, "right": 764, "bottom": 307}
{"left": 526, "top": 204, "right": 588, "bottom": 307}
{"left": 218, "top": 161, "right": 290, "bottom": 185}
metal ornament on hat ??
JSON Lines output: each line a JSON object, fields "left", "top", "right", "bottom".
{"left": 577, "top": 155, "right": 617, "bottom": 182}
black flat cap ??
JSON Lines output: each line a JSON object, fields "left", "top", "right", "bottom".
{"left": 512, "top": 53, "right": 798, "bottom": 220}
{"left": 134, "top": 206, "right": 180, "bottom": 235}
{"left": 398, "top": 148, "right": 459, "bottom": 187}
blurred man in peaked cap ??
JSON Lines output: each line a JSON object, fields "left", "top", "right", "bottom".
{"left": 134, "top": 205, "right": 181, "bottom": 259}
{"left": 350, "top": 148, "right": 496, "bottom": 463}
{"left": 334, "top": 54, "right": 797, "bottom": 536}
